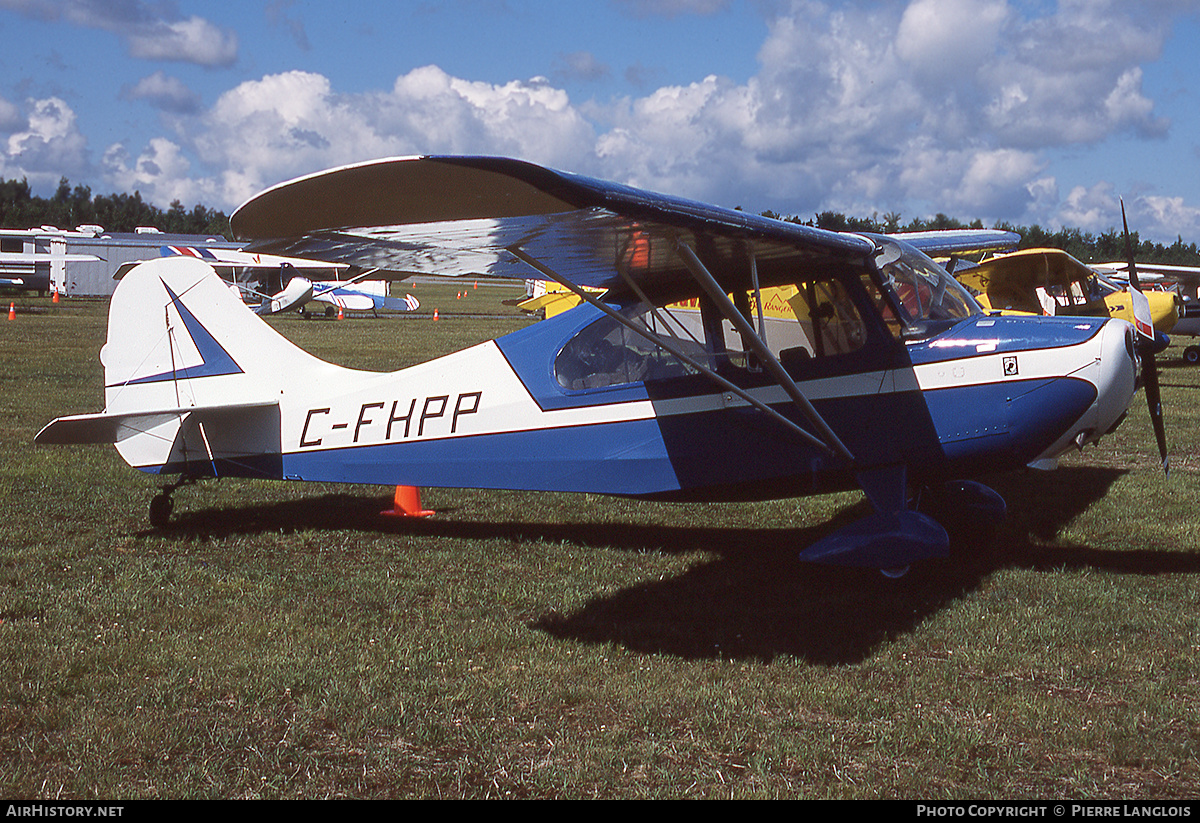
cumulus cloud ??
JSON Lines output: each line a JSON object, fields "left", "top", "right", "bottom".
{"left": 125, "top": 16, "right": 238, "bottom": 67}
{"left": 103, "top": 137, "right": 219, "bottom": 207}
{"left": 1062, "top": 182, "right": 1200, "bottom": 244}
{"left": 1, "top": 96, "right": 89, "bottom": 187}
{"left": 128, "top": 67, "right": 596, "bottom": 208}
{"left": 896, "top": 0, "right": 1010, "bottom": 85}
{"left": 1137, "top": 195, "right": 1200, "bottom": 242}
{"left": 1056, "top": 181, "right": 1129, "bottom": 238}
{"left": 586, "top": 0, "right": 1184, "bottom": 226}
{"left": 0, "top": 0, "right": 238, "bottom": 67}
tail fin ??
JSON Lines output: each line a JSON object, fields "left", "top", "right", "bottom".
{"left": 38, "top": 256, "right": 329, "bottom": 478}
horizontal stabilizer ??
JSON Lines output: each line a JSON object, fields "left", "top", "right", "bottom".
{"left": 35, "top": 401, "right": 278, "bottom": 445}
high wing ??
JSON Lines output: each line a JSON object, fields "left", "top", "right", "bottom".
{"left": 889, "top": 229, "right": 1019, "bottom": 258}
{"left": 1093, "top": 261, "right": 1200, "bottom": 288}
{"left": 113, "top": 247, "right": 348, "bottom": 280}
{"left": 1094, "top": 261, "right": 1200, "bottom": 278}
{"left": 159, "top": 245, "right": 350, "bottom": 274}
{"left": 231, "top": 155, "right": 878, "bottom": 301}
{"left": 0, "top": 252, "right": 100, "bottom": 264}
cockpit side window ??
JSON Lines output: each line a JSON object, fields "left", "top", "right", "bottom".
{"left": 554, "top": 305, "right": 704, "bottom": 390}
{"left": 717, "top": 278, "right": 869, "bottom": 372}
{"left": 553, "top": 270, "right": 881, "bottom": 391}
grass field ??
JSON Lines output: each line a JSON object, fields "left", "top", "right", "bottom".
{"left": 2, "top": 286, "right": 1199, "bottom": 799}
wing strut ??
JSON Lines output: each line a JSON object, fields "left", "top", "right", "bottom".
{"left": 750, "top": 253, "right": 767, "bottom": 344}
{"left": 672, "top": 240, "right": 855, "bottom": 464}
{"left": 506, "top": 245, "right": 851, "bottom": 462}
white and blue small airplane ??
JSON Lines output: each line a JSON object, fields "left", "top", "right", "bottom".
{"left": 153, "top": 245, "right": 420, "bottom": 316}
{"left": 36, "top": 156, "right": 1155, "bottom": 573}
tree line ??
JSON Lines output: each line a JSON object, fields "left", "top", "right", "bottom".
{"left": 0, "top": 177, "right": 230, "bottom": 238}
{"left": 3, "top": 174, "right": 1197, "bottom": 265}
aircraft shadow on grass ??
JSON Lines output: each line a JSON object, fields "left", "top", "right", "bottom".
{"left": 150, "top": 463, "right": 1200, "bottom": 666}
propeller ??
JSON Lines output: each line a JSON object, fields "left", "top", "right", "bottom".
{"left": 1122, "top": 199, "right": 1169, "bottom": 475}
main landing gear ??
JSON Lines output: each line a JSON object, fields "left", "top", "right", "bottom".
{"left": 796, "top": 475, "right": 1007, "bottom": 579}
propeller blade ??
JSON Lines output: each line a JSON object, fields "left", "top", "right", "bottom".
{"left": 1142, "top": 349, "right": 1169, "bottom": 475}
{"left": 1122, "top": 199, "right": 1169, "bottom": 475}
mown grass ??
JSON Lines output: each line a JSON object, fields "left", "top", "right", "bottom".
{"left": 2, "top": 290, "right": 1199, "bottom": 798}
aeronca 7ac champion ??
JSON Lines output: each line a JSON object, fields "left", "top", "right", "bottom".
{"left": 36, "top": 156, "right": 1154, "bottom": 573}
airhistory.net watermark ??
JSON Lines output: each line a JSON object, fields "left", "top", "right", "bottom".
{"left": 5, "top": 807, "right": 124, "bottom": 817}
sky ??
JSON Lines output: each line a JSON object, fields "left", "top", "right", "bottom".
{"left": 1, "top": 0, "right": 1198, "bottom": 245}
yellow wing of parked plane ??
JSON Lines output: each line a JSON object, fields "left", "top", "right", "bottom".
{"left": 517, "top": 280, "right": 600, "bottom": 317}
{"left": 957, "top": 248, "right": 1180, "bottom": 332}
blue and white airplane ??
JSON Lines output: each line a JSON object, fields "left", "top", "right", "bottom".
{"left": 154, "top": 245, "right": 419, "bottom": 316}
{"left": 36, "top": 156, "right": 1150, "bottom": 573}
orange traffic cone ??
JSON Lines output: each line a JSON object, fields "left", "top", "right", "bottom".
{"left": 380, "top": 485, "right": 434, "bottom": 518}
{"left": 336, "top": 304, "right": 344, "bottom": 320}
{"left": 433, "top": 308, "right": 439, "bottom": 320}
{"left": 52, "top": 288, "right": 59, "bottom": 303}
{"left": 7, "top": 302, "right": 13, "bottom": 320}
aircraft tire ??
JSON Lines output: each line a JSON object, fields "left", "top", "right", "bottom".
{"left": 1183, "top": 345, "right": 1200, "bottom": 365}
{"left": 149, "top": 493, "right": 173, "bottom": 529}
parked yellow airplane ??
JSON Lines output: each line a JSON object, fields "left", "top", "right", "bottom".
{"left": 518, "top": 279, "right": 597, "bottom": 317}
{"left": 954, "top": 247, "right": 1180, "bottom": 334}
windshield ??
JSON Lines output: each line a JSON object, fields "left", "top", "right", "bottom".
{"left": 867, "top": 236, "right": 980, "bottom": 338}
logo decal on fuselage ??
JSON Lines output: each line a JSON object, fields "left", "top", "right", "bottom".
{"left": 118, "top": 280, "right": 245, "bottom": 386}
